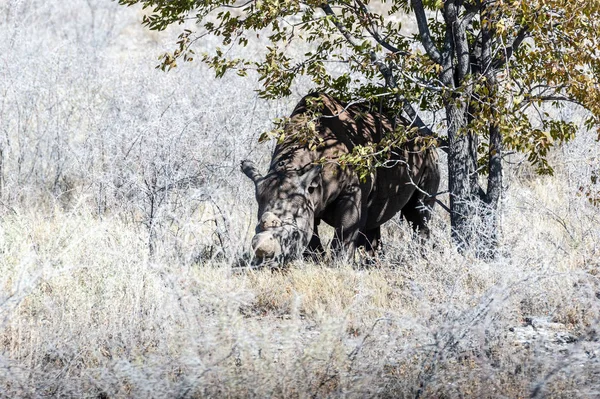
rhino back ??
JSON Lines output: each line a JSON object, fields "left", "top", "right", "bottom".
{"left": 267, "top": 94, "right": 391, "bottom": 210}
{"left": 270, "top": 93, "right": 395, "bottom": 166}
{"left": 266, "top": 93, "right": 436, "bottom": 226}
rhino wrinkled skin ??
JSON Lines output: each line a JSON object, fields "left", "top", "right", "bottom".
{"left": 242, "top": 93, "right": 440, "bottom": 264}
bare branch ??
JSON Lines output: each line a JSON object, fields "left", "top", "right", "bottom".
{"left": 220, "top": 0, "right": 254, "bottom": 9}
{"left": 526, "top": 96, "right": 584, "bottom": 106}
{"left": 382, "top": 156, "right": 451, "bottom": 213}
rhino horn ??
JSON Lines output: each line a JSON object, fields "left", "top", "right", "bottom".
{"left": 259, "top": 212, "right": 282, "bottom": 230}
{"left": 241, "top": 160, "right": 262, "bottom": 183}
{"left": 252, "top": 231, "right": 282, "bottom": 259}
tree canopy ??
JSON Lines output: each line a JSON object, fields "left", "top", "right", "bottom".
{"left": 118, "top": 0, "right": 600, "bottom": 252}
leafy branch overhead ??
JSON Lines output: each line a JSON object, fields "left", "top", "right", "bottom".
{"left": 119, "top": 0, "right": 598, "bottom": 174}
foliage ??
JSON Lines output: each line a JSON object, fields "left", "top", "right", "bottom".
{"left": 117, "top": 0, "right": 599, "bottom": 175}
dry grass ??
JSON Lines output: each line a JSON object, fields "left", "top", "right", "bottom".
{"left": 0, "top": 0, "right": 599, "bottom": 397}
{"left": 0, "top": 173, "right": 597, "bottom": 397}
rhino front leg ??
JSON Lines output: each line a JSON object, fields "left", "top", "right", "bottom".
{"left": 303, "top": 219, "right": 325, "bottom": 261}
{"left": 330, "top": 186, "right": 366, "bottom": 261}
{"left": 357, "top": 227, "right": 381, "bottom": 256}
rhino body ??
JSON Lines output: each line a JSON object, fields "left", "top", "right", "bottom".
{"left": 242, "top": 93, "right": 440, "bottom": 263}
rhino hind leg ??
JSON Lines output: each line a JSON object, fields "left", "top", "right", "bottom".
{"left": 356, "top": 227, "right": 382, "bottom": 256}
{"left": 329, "top": 186, "right": 367, "bottom": 261}
{"left": 401, "top": 172, "right": 439, "bottom": 240}
{"left": 402, "top": 196, "right": 430, "bottom": 238}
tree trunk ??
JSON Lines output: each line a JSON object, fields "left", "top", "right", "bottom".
{"left": 479, "top": 112, "right": 503, "bottom": 257}
{"left": 448, "top": 116, "right": 503, "bottom": 256}
{"left": 446, "top": 101, "right": 479, "bottom": 251}
{"left": 417, "top": 0, "right": 504, "bottom": 256}
{"left": 479, "top": 15, "right": 503, "bottom": 257}
{"left": 447, "top": 98, "right": 504, "bottom": 256}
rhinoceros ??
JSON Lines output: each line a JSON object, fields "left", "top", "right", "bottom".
{"left": 241, "top": 93, "right": 440, "bottom": 264}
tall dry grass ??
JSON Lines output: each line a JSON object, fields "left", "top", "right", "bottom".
{"left": 0, "top": 0, "right": 599, "bottom": 397}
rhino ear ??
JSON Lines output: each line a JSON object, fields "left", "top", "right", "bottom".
{"left": 300, "top": 165, "right": 322, "bottom": 194}
{"left": 241, "top": 160, "right": 262, "bottom": 183}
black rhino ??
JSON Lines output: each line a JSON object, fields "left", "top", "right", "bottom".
{"left": 241, "top": 93, "right": 440, "bottom": 264}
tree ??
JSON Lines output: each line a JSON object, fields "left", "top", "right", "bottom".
{"left": 117, "top": 0, "right": 600, "bottom": 255}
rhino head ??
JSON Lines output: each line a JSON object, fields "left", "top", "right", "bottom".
{"left": 241, "top": 159, "right": 322, "bottom": 263}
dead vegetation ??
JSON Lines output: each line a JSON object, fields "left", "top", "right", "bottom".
{"left": 0, "top": 0, "right": 599, "bottom": 397}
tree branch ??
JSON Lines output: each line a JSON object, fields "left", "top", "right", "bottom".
{"left": 354, "top": 0, "right": 408, "bottom": 56}
{"left": 220, "top": 0, "right": 254, "bottom": 9}
{"left": 444, "top": 0, "right": 470, "bottom": 83}
{"left": 320, "top": 3, "right": 436, "bottom": 138}
{"left": 412, "top": 0, "right": 443, "bottom": 64}
{"left": 527, "top": 95, "right": 583, "bottom": 105}
{"left": 320, "top": 3, "right": 361, "bottom": 48}
{"left": 493, "top": 26, "right": 528, "bottom": 69}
